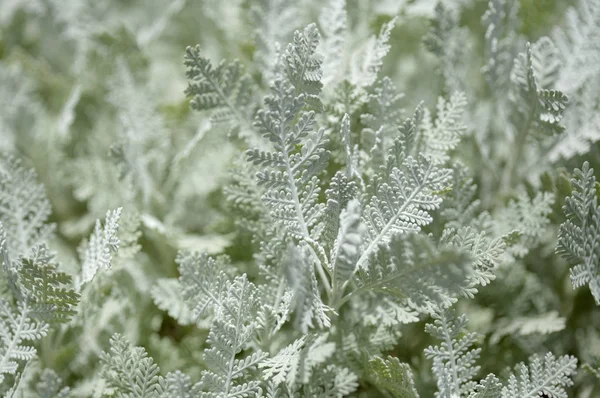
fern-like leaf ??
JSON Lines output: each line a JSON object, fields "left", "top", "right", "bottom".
{"left": 350, "top": 17, "right": 396, "bottom": 88}
{"left": 531, "top": 36, "right": 561, "bottom": 90}
{"left": 439, "top": 162, "right": 481, "bottom": 230}
{"left": 481, "top": 0, "right": 520, "bottom": 92}
{"left": 151, "top": 278, "right": 196, "bottom": 326}
{"left": 260, "top": 334, "right": 336, "bottom": 389}
{"left": 283, "top": 23, "right": 323, "bottom": 108}
{"left": 318, "top": 0, "right": 347, "bottom": 87}
{"left": 509, "top": 41, "right": 568, "bottom": 139}
{"left": 367, "top": 356, "right": 419, "bottom": 398}
{"left": 0, "top": 300, "right": 48, "bottom": 384}
{"left": 358, "top": 155, "right": 451, "bottom": 270}
{"left": 250, "top": 0, "right": 298, "bottom": 80}
{"left": 468, "top": 374, "right": 503, "bottom": 398}
{"left": 283, "top": 245, "right": 332, "bottom": 333}
{"left": 76, "top": 208, "right": 122, "bottom": 288}
{"left": 553, "top": 0, "right": 600, "bottom": 93}
{"left": 557, "top": 161, "right": 600, "bottom": 303}
{"left": 261, "top": 334, "right": 354, "bottom": 397}
{"left": 490, "top": 311, "right": 566, "bottom": 344}
{"left": 107, "top": 60, "right": 169, "bottom": 206}
{"left": 440, "top": 227, "right": 505, "bottom": 288}
{"left": 495, "top": 192, "right": 554, "bottom": 258}
{"left": 100, "top": 333, "right": 166, "bottom": 398}
{"left": 330, "top": 200, "right": 365, "bottom": 296}
{"left": 178, "top": 251, "right": 230, "bottom": 320}
{"left": 250, "top": 78, "right": 329, "bottom": 242}
{"left": 361, "top": 77, "right": 405, "bottom": 142}
{"left": 0, "top": 155, "right": 54, "bottom": 259}
{"left": 500, "top": 352, "right": 577, "bottom": 398}
{"left": 423, "top": 3, "right": 470, "bottom": 93}
{"left": 197, "top": 275, "right": 266, "bottom": 396}
{"left": 421, "top": 92, "right": 468, "bottom": 164}
{"left": 162, "top": 371, "right": 196, "bottom": 398}
{"left": 184, "top": 46, "right": 256, "bottom": 138}
{"left": 17, "top": 245, "right": 79, "bottom": 324}
{"left": 425, "top": 308, "right": 481, "bottom": 398}
{"left": 352, "top": 234, "right": 473, "bottom": 322}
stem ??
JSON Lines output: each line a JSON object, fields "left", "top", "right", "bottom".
{"left": 261, "top": 278, "right": 286, "bottom": 352}
{"left": 278, "top": 113, "right": 332, "bottom": 297}
{"left": 223, "top": 281, "right": 248, "bottom": 395}
{"left": 444, "top": 326, "right": 461, "bottom": 397}
{"left": 333, "top": 164, "right": 436, "bottom": 310}
{"left": 501, "top": 81, "right": 538, "bottom": 195}
{"left": 501, "top": 114, "right": 530, "bottom": 194}
{"left": 0, "top": 302, "right": 32, "bottom": 374}
{"left": 313, "top": 247, "right": 332, "bottom": 294}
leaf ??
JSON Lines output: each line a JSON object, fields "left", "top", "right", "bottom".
{"left": 17, "top": 245, "right": 80, "bottom": 324}
{"left": 468, "top": 374, "right": 503, "bottom": 398}
{"left": 184, "top": 46, "right": 256, "bottom": 138}
{"left": 495, "top": 192, "right": 554, "bottom": 258}
{"left": 367, "top": 356, "right": 419, "bottom": 398}
{"left": 425, "top": 308, "right": 481, "bottom": 397}
{"left": 318, "top": 0, "right": 347, "bottom": 87}
{"left": 251, "top": 77, "right": 329, "bottom": 242}
{"left": 260, "top": 336, "right": 306, "bottom": 387}
{"left": 481, "top": 0, "right": 521, "bottom": 92}
{"left": 151, "top": 278, "right": 196, "bottom": 326}
{"left": 77, "top": 208, "right": 122, "bottom": 288}
{"left": 283, "top": 245, "right": 332, "bottom": 333}
{"left": 439, "top": 162, "right": 481, "bottom": 229}
{"left": 198, "top": 275, "right": 266, "bottom": 396}
{"left": 330, "top": 199, "right": 365, "bottom": 289}
{"left": 421, "top": 91, "right": 468, "bottom": 164}
{"left": 100, "top": 333, "right": 166, "bottom": 398}
{"left": 318, "top": 171, "right": 358, "bottom": 250}
{"left": 251, "top": 0, "right": 299, "bottom": 80}
{"left": 501, "top": 353, "right": 577, "bottom": 398}
{"left": 490, "top": 311, "right": 566, "bottom": 344}
{"left": 553, "top": 0, "right": 600, "bottom": 93}
{"left": 360, "top": 77, "right": 405, "bottom": 141}
{"left": 108, "top": 60, "right": 170, "bottom": 205}
{"left": 261, "top": 334, "right": 338, "bottom": 390}
{"left": 423, "top": 3, "right": 470, "bottom": 92}
{"left": 0, "top": 155, "right": 55, "bottom": 259}
{"left": 351, "top": 17, "right": 397, "bottom": 88}
{"left": 359, "top": 155, "right": 451, "bottom": 269}
{"left": 178, "top": 251, "right": 230, "bottom": 320}
{"left": 557, "top": 161, "right": 600, "bottom": 303}
{"left": 283, "top": 23, "right": 323, "bottom": 108}
{"left": 441, "top": 226, "right": 505, "bottom": 288}
{"left": 162, "top": 371, "right": 195, "bottom": 398}
{"left": 356, "top": 234, "right": 473, "bottom": 321}
{"left": 0, "top": 300, "right": 48, "bottom": 384}
{"left": 509, "top": 41, "right": 569, "bottom": 139}
{"left": 531, "top": 36, "right": 561, "bottom": 90}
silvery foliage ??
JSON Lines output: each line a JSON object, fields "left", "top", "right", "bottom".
{"left": 557, "top": 162, "right": 600, "bottom": 304}
{"left": 425, "top": 308, "right": 577, "bottom": 398}
{"left": 2, "top": 0, "right": 600, "bottom": 396}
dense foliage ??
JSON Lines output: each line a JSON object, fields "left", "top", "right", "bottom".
{"left": 1, "top": 0, "right": 600, "bottom": 396}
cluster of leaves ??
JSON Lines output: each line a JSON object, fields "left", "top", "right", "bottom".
{"left": 1, "top": 0, "right": 600, "bottom": 396}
